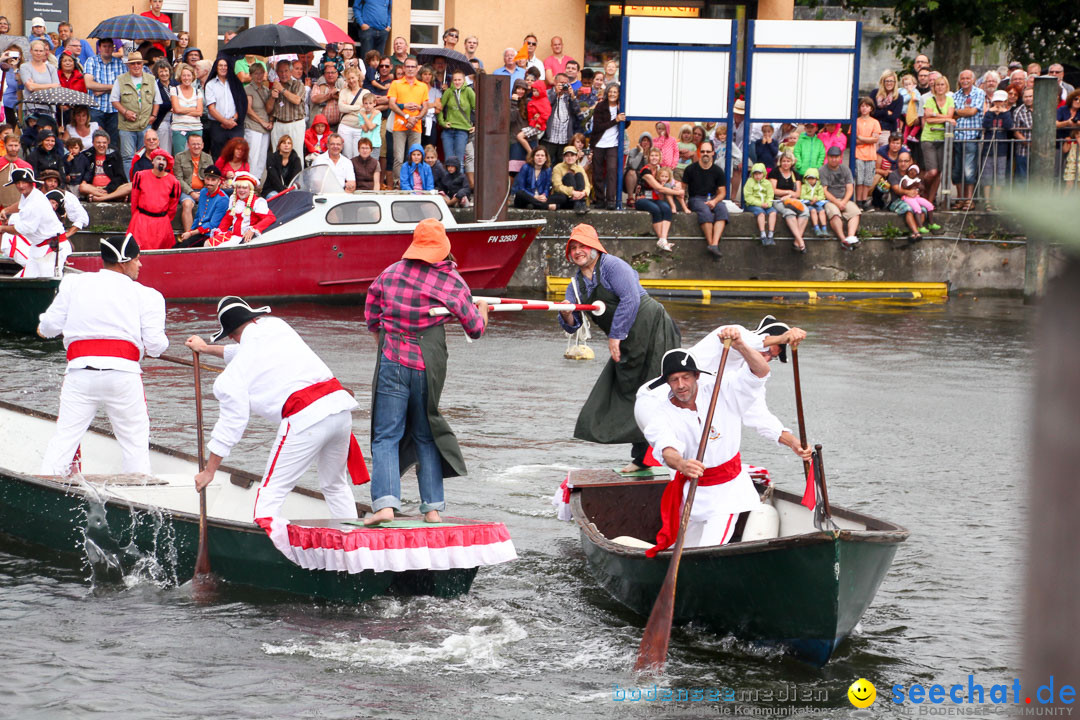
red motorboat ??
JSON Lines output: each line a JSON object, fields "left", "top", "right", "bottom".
{"left": 68, "top": 170, "right": 544, "bottom": 302}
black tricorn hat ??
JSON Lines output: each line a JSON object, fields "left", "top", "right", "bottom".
{"left": 754, "top": 315, "right": 791, "bottom": 363}
{"left": 648, "top": 348, "right": 713, "bottom": 390}
{"left": 3, "top": 167, "right": 39, "bottom": 186}
{"left": 212, "top": 295, "right": 271, "bottom": 342}
{"left": 100, "top": 233, "right": 140, "bottom": 263}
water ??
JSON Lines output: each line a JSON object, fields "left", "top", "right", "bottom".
{"left": 0, "top": 297, "right": 1032, "bottom": 719}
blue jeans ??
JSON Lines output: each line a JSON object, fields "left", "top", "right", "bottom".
{"left": 634, "top": 197, "right": 672, "bottom": 223}
{"left": 441, "top": 128, "right": 468, "bottom": 165}
{"left": 91, "top": 109, "right": 120, "bottom": 152}
{"left": 1014, "top": 154, "right": 1028, "bottom": 183}
{"left": 119, "top": 128, "right": 145, "bottom": 180}
{"left": 370, "top": 356, "right": 444, "bottom": 513}
{"left": 952, "top": 140, "right": 979, "bottom": 187}
{"left": 358, "top": 27, "right": 389, "bottom": 61}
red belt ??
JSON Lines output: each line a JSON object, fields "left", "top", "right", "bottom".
{"left": 282, "top": 378, "right": 370, "bottom": 485}
{"left": 66, "top": 339, "right": 141, "bottom": 362}
{"left": 35, "top": 233, "right": 66, "bottom": 249}
{"left": 646, "top": 452, "right": 742, "bottom": 558}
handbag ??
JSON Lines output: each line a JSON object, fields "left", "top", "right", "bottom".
{"left": 905, "top": 96, "right": 919, "bottom": 127}
{"left": 782, "top": 197, "right": 806, "bottom": 213}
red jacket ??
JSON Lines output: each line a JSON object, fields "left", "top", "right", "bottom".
{"left": 304, "top": 114, "right": 332, "bottom": 154}
{"left": 59, "top": 68, "right": 87, "bottom": 94}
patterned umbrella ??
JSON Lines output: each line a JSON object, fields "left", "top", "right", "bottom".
{"left": 22, "top": 88, "right": 97, "bottom": 107}
{"left": 222, "top": 24, "right": 322, "bottom": 57}
{"left": 88, "top": 14, "right": 178, "bottom": 42}
{"left": 277, "top": 17, "right": 352, "bottom": 45}
{"left": 415, "top": 48, "right": 475, "bottom": 76}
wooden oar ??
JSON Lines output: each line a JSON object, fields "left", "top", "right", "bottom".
{"left": 427, "top": 300, "right": 607, "bottom": 317}
{"left": 157, "top": 352, "right": 223, "bottom": 373}
{"left": 814, "top": 444, "right": 835, "bottom": 523}
{"left": 633, "top": 337, "right": 732, "bottom": 674}
{"left": 791, "top": 347, "right": 811, "bottom": 483}
{"left": 192, "top": 349, "right": 212, "bottom": 579}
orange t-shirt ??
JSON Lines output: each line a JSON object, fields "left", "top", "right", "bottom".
{"left": 387, "top": 78, "right": 430, "bottom": 132}
{"left": 855, "top": 116, "right": 882, "bottom": 162}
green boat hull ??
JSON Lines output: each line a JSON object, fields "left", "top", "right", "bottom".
{"left": 570, "top": 477, "right": 907, "bottom": 665}
{"left": 0, "top": 276, "right": 60, "bottom": 334}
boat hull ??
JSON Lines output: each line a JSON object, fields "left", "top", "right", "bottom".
{"left": 0, "top": 276, "right": 59, "bottom": 334}
{"left": 570, "top": 477, "right": 907, "bottom": 665}
{"left": 67, "top": 225, "right": 541, "bottom": 302}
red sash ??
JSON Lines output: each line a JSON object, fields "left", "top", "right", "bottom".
{"left": 282, "top": 378, "right": 370, "bottom": 485}
{"left": 66, "top": 339, "right": 141, "bottom": 362}
{"left": 646, "top": 452, "right": 742, "bottom": 558}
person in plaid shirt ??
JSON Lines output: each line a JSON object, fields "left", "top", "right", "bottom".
{"left": 1013, "top": 87, "right": 1034, "bottom": 182}
{"left": 364, "top": 218, "right": 489, "bottom": 525}
{"left": 951, "top": 70, "right": 986, "bottom": 209}
{"left": 82, "top": 39, "right": 125, "bottom": 152}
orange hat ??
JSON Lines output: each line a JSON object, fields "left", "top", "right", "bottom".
{"left": 514, "top": 44, "right": 529, "bottom": 63}
{"left": 403, "top": 218, "right": 451, "bottom": 264}
{"left": 564, "top": 223, "right": 606, "bottom": 262}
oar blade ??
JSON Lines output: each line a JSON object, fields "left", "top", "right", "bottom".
{"left": 633, "top": 569, "right": 677, "bottom": 672}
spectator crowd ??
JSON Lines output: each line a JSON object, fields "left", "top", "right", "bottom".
{"left": 0, "top": 8, "right": 1076, "bottom": 254}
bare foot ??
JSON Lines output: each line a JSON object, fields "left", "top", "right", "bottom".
{"left": 363, "top": 508, "right": 395, "bottom": 526}
{"left": 620, "top": 462, "right": 644, "bottom": 474}
{"left": 424, "top": 510, "right": 442, "bottom": 523}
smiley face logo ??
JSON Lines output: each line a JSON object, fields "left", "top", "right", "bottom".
{"left": 848, "top": 678, "right": 876, "bottom": 708}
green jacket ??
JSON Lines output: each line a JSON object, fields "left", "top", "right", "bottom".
{"left": 114, "top": 72, "right": 158, "bottom": 132}
{"left": 438, "top": 86, "right": 476, "bottom": 131}
{"left": 800, "top": 181, "right": 825, "bottom": 203}
{"left": 743, "top": 176, "right": 774, "bottom": 207}
{"left": 793, "top": 134, "right": 825, "bottom": 176}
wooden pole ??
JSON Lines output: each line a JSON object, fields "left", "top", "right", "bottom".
{"left": 474, "top": 73, "right": 509, "bottom": 222}
{"left": 791, "top": 347, "right": 810, "bottom": 483}
{"left": 1024, "top": 76, "right": 1058, "bottom": 303}
{"left": 192, "top": 350, "right": 211, "bottom": 578}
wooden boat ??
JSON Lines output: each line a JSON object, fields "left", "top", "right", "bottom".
{"left": 66, "top": 169, "right": 544, "bottom": 302}
{"left": 0, "top": 399, "right": 515, "bottom": 601}
{"left": 0, "top": 261, "right": 60, "bottom": 334}
{"left": 566, "top": 469, "right": 908, "bottom": 666}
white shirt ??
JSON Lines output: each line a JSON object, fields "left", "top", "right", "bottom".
{"left": 208, "top": 316, "right": 357, "bottom": 458}
{"left": 38, "top": 269, "right": 168, "bottom": 374}
{"left": 14, "top": 188, "right": 65, "bottom": 244}
{"left": 688, "top": 325, "right": 766, "bottom": 378}
{"left": 204, "top": 77, "right": 236, "bottom": 118}
{"left": 312, "top": 152, "right": 355, "bottom": 186}
{"left": 62, "top": 190, "right": 89, "bottom": 230}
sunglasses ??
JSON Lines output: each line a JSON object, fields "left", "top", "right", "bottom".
{"left": 447, "top": 33, "right": 458, "bottom": 38}
{"left": 379, "top": 63, "right": 391, "bottom": 68}
{"left": 526, "top": 41, "right": 537, "bottom": 46}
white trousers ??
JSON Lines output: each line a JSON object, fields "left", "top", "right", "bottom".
{"left": 337, "top": 123, "right": 365, "bottom": 160}
{"left": 270, "top": 119, "right": 305, "bottom": 168}
{"left": 1, "top": 233, "right": 71, "bottom": 278}
{"left": 40, "top": 369, "right": 151, "bottom": 476}
{"left": 681, "top": 473, "right": 756, "bottom": 548}
{"left": 253, "top": 409, "right": 360, "bottom": 521}
{"left": 244, "top": 128, "right": 270, "bottom": 184}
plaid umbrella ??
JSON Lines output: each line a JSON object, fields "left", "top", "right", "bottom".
{"left": 415, "top": 48, "right": 474, "bottom": 76}
{"left": 88, "top": 14, "right": 178, "bottom": 42}
{"left": 277, "top": 17, "right": 352, "bottom": 45}
{"left": 22, "top": 88, "right": 98, "bottom": 107}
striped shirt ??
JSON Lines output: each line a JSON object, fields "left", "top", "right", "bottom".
{"left": 1013, "top": 104, "right": 1032, "bottom": 157}
{"left": 952, "top": 87, "right": 986, "bottom": 141}
{"left": 83, "top": 55, "right": 125, "bottom": 114}
{"left": 365, "top": 259, "right": 485, "bottom": 370}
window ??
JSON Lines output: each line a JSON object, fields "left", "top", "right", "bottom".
{"left": 410, "top": 0, "right": 444, "bottom": 49}
{"left": 326, "top": 201, "right": 382, "bottom": 224}
{"left": 391, "top": 201, "right": 442, "bottom": 223}
{"left": 284, "top": 0, "right": 320, "bottom": 19}
{"left": 217, "top": 0, "right": 254, "bottom": 54}
{"left": 162, "top": 0, "right": 188, "bottom": 34}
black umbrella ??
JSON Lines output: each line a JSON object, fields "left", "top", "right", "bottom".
{"left": 22, "top": 88, "right": 98, "bottom": 107}
{"left": 222, "top": 24, "right": 322, "bottom": 57}
{"left": 415, "top": 48, "right": 475, "bottom": 76}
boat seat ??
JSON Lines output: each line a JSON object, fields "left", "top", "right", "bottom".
{"left": 610, "top": 535, "right": 654, "bottom": 549}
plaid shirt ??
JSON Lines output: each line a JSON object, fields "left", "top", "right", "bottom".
{"left": 365, "top": 259, "right": 485, "bottom": 370}
{"left": 83, "top": 55, "right": 125, "bottom": 114}
{"left": 1013, "top": 104, "right": 1032, "bottom": 157}
{"left": 952, "top": 87, "right": 986, "bottom": 140}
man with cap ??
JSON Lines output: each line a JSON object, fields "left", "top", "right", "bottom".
{"left": 820, "top": 145, "right": 861, "bottom": 248}
{"left": 363, "top": 218, "right": 489, "bottom": 525}
{"left": 634, "top": 328, "right": 809, "bottom": 555}
{"left": 128, "top": 148, "right": 182, "bottom": 250}
{"left": 40, "top": 169, "right": 89, "bottom": 240}
{"left": 0, "top": 168, "right": 69, "bottom": 278}
{"left": 558, "top": 223, "right": 681, "bottom": 472}
{"left": 185, "top": 297, "right": 368, "bottom": 521}
{"left": 176, "top": 164, "right": 228, "bottom": 248}
{"left": 110, "top": 52, "right": 163, "bottom": 180}
{"left": 37, "top": 234, "right": 167, "bottom": 476}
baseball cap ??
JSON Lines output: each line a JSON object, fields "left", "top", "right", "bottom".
{"left": 826, "top": 146, "right": 842, "bottom": 156}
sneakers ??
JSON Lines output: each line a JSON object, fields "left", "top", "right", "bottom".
{"left": 656, "top": 238, "right": 674, "bottom": 252}
{"left": 574, "top": 200, "right": 589, "bottom": 215}
{"left": 841, "top": 236, "right": 860, "bottom": 249}
{"left": 706, "top": 244, "right": 723, "bottom": 258}
{"left": 815, "top": 225, "right": 828, "bottom": 237}
{"left": 761, "top": 232, "right": 775, "bottom": 247}
{"left": 917, "top": 226, "right": 929, "bottom": 234}
{"left": 928, "top": 223, "right": 942, "bottom": 231}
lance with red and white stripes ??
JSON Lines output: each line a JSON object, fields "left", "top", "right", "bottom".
{"left": 427, "top": 299, "right": 607, "bottom": 317}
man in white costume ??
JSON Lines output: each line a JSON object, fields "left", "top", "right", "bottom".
{"left": 635, "top": 329, "right": 809, "bottom": 556}
{"left": 40, "top": 169, "right": 90, "bottom": 240}
{"left": 186, "top": 296, "right": 368, "bottom": 521}
{"left": 38, "top": 234, "right": 168, "bottom": 476}
{"left": 0, "top": 167, "right": 70, "bottom": 278}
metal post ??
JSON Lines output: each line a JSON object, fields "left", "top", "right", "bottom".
{"left": 616, "top": 16, "right": 629, "bottom": 210}
{"left": 475, "top": 73, "right": 510, "bottom": 222}
{"left": 1024, "top": 75, "right": 1057, "bottom": 302}
{"left": 940, "top": 124, "right": 954, "bottom": 207}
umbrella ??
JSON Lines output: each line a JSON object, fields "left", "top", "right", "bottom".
{"left": 277, "top": 17, "right": 352, "bottom": 45}
{"left": 0, "top": 35, "right": 30, "bottom": 58}
{"left": 88, "top": 14, "right": 178, "bottom": 42}
{"left": 415, "top": 48, "right": 474, "bottom": 76}
{"left": 222, "top": 24, "right": 322, "bottom": 57}
{"left": 22, "top": 88, "right": 97, "bottom": 107}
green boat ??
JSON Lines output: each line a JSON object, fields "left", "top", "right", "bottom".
{"left": 567, "top": 469, "right": 908, "bottom": 666}
{"left": 0, "top": 399, "right": 514, "bottom": 601}
{"left": 0, "top": 268, "right": 60, "bottom": 334}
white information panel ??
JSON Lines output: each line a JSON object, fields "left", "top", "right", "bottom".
{"left": 628, "top": 17, "right": 733, "bottom": 45}
{"left": 753, "top": 19, "right": 857, "bottom": 48}
{"left": 748, "top": 52, "right": 854, "bottom": 119}
{"left": 625, "top": 49, "right": 730, "bottom": 119}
